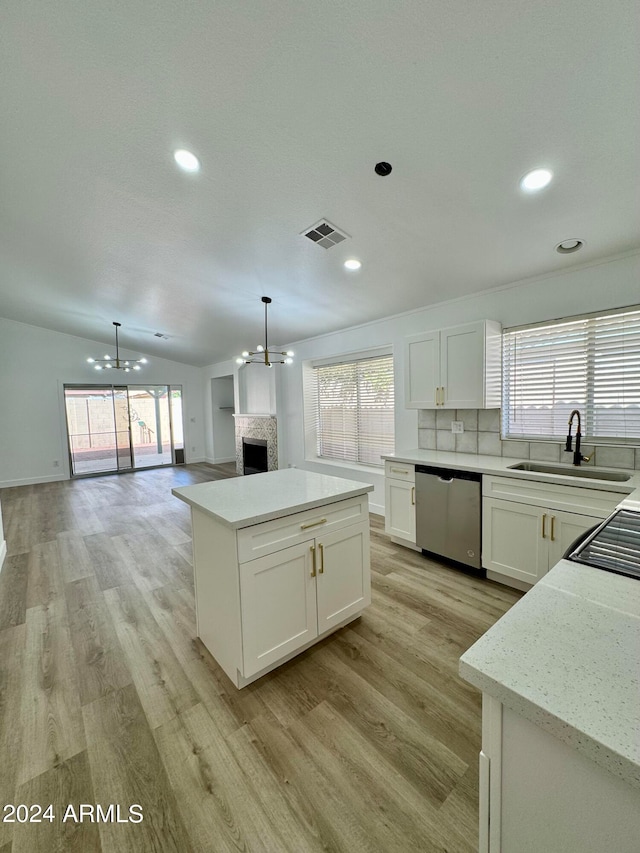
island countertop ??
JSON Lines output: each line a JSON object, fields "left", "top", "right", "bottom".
{"left": 172, "top": 468, "right": 374, "bottom": 529}
{"left": 460, "top": 558, "right": 640, "bottom": 790}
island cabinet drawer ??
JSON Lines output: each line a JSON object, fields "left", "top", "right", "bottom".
{"left": 384, "top": 461, "right": 415, "bottom": 482}
{"left": 236, "top": 495, "right": 369, "bottom": 563}
{"left": 483, "top": 475, "right": 625, "bottom": 517}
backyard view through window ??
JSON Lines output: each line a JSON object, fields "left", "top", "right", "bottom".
{"left": 312, "top": 353, "right": 394, "bottom": 466}
{"left": 502, "top": 306, "right": 640, "bottom": 441}
{"left": 64, "top": 385, "right": 184, "bottom": 475}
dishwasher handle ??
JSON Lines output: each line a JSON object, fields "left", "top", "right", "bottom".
{"left": 415, "top": 465, "right": 482, "bottom": 483}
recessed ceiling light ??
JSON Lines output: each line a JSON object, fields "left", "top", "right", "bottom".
{"left": 173, "top": 149, "right": 200, "bottom": 173}
{"left": 555, "top": 238, "right": 585, "bottom": 254}
{"left": 520, "top": 168, "right": 553, "bottom": 192}
{"left": 344, "top": 259, "right": 362, "bottom": 271}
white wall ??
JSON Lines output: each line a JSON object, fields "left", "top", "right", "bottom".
{"left": 271, "top": 251, "right": 640, "bottom": 515}
{"left": 0, "top": 318, "right": 206, "bottom": 488}
{"left": 210, "top": 376, "right": 236, "bottom": 463}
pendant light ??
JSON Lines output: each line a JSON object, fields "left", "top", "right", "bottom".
{"left": 235, "top": 297, "right": 294, "bottom": 367}
{"left": 87, "top": 322, "right": 148, "bottom": 372}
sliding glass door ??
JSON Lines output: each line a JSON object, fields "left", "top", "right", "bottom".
{"left": 64, "top": 384, "right": 184, "bottom": 477}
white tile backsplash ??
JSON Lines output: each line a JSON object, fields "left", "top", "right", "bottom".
{"left": 529, "top": 442, "right": 561, "bottom": 463}
{"left": 501, "top": 440, "right": 530, "bottom": 459}
{"left": 436, "top": 430, "right": 456, "bottom": 451}
{"left": 418, "top": 428, "right": 436, "bottom": 450}
{"left": 418, "top": 410, "right": 436, "bottom": 429}
{"left": 415, "top": 408, "right": 640, "bottom": 469}
{"left": 456, "top": 409, "right": 478, "bottom": 431}
{"left": 478, "top": 432, "right": 502, "bottom": 456}
{"left": 478, "top": 409, "right": 500, "bottom": 432}
{"left": 436, "top": 409, "right": 455, "bottom": 430}
{"left": 456, "top": 432, "right": 478, "bottom": 453}
{"left": 594, "top": 446, "right": 635, "bottom": 470}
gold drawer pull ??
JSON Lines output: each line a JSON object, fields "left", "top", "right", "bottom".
{"left": 301, "top": 517, "right": 327, "bottom": 530}
{"left": 390, "top": 467, "right": 409, "bottom": 475}
{"left": 411, "top": 486, "right": 415, "bottom": 506}
{"left": 541, "top": 513, "right": 547, "bottom": 539}
{"left": 310, "top": 545, "right": 316, "bottom": 577}
{"left": 550, "top": 516, "right": 555, "bottom": 542}
{"left": 318, "top": 543, "right": 324, "bottom": 574}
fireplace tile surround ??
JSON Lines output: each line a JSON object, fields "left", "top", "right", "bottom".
{"left": 234, "top": 414, "right": 278, "bottom": 475}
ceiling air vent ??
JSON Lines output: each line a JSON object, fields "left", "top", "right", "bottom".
{"left": 302, "top": 219, "right": 350, "bottom": 249}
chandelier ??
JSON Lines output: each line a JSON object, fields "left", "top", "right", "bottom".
{"left": 87, "top": 322, "right": 148, "bottom": 372}
{"left": 235, "top": 297, "right": 294, "bottom": 367}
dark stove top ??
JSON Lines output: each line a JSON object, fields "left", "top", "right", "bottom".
{"left": 567, "top": 508, "right": 640, "bottom": 580}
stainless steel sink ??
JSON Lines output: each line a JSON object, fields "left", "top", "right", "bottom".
{"left": 507, "top": 462, "right": 631, "bottom": 482}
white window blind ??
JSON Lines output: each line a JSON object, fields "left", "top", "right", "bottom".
{"left": 503, "top": 307, "right": 640, "bottom": 441}
{"left": 311, "top": 354, "right": 395, "bottom": 466}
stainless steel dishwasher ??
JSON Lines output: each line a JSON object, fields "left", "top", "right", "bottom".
{"left": 415, "top": 465, "right": 482, "bottom": 571}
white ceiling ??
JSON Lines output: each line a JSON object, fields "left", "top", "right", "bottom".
{"left": 1, "top": 0, "right": 638, "bottom": 366}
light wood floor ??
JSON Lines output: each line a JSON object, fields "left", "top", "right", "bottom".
{"left": 0, "top": 464, "right": 521, "bottom": 852}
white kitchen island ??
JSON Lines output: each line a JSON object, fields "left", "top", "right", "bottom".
{"left": 460, "top": 557, "right": 640, "bottom": 853}
{"left": 172, "top": 468, "right": 373, "bottom": 688}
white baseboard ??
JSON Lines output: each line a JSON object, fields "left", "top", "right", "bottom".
{"left": 205, "top": 455, "right": 236, "bottom": 465}
{"left": 0, "top": 473, "right": 66, "bottom": 489}
{"left": 368, "top": 502, "right": 384, "bottom": 516}
{"left": 0, "top": 540, "right": 6, "bottom": 572}
{"left": 187, "top": 456, "right": 206, "bottom": 464}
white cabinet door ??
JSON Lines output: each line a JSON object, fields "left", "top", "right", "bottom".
{"left": 240, "top": 541, "right": 317, "bottom": 678}
{"left": 548, "top": 510, "right": 598, "bottom": 567}
{"left": 404, "top": 321, "right": 501, "bottom": 409}
{"left": 385, "top": 478, "right": 416, "bottom": 543}
{"left": 483, "top": 497, "right": 549, "bottom": 584}
{"left": 404, "top": 330, "right": 440, "bottom": 408}
{"left": 316, "top": 522, "right": 371, "bottom": 634}
{"left": 440, "top": 321, "right": 485, "bottom": 409}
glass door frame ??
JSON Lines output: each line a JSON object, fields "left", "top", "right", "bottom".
{"left": 63, "top": 383, "right": 184, "bottom": 478}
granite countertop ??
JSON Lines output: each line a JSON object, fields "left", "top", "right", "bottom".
{"left": 172, "top": 468, "right": 374, "bottom": 529}
{"left": 459, "top": 558, "right": 640, "bottom": 789}
{"left": 383, "top": 448, "right": 640, "bottom": 500}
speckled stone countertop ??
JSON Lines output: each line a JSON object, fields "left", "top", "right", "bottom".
{"left": 383, "top": 448, "right": 640, "bottom": 498}
{"left": 460, "top": 559, "right": 640, "bottom": 789}
{"left": 172, "top": 468, "right": 374, "bottom": 529}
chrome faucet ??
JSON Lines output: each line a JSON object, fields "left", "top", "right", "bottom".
{"left": 565, "top": 409, "right": 592, "bottom": 466}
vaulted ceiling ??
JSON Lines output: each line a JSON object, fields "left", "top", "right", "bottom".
{"left": 1, "top": 0, "right": 638, "bottom": 365}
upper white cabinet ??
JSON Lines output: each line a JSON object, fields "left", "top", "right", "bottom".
{"left": 404, "top": 320, "right": 501, "bottom": 409}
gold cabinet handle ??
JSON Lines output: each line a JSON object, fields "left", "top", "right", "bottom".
{"left": 411, "top": 486, "right": 415, "bottom": 506}
{"left": 440, "top": 386, "right": 445, "bottom": 406}
{"left": 541, "top": 513, "right": 547, "bottom": 539}
{"left": 550, "top": 516, "right": 555, "bottom": 542}
{"left": 391, "top": 467, "right": 409, "bottom": 475}
{"left": 435, "top": 386, "right": 438, "bottom": 406}
{"left": 301, "top": 518, "right": 327, "bottom": 530}
{"left": 318, "top": 543, "right": 324, "bottom": 574}
{"left": 310, "top": 545, "right": 316, "bottom": 577}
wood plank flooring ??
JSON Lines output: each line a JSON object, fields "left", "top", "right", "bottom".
{"left": 0, "top": 463, "right": 521, "bottom": 852}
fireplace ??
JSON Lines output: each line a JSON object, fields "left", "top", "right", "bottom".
{"left": 242, "top": 437, "right": 268, "bottom": 475}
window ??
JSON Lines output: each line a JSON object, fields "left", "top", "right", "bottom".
{"left": 502, "top": 306, "right": 640, "bottom": 442}
{"left": 306, "top": 352, "right": 395, "bottom": 466}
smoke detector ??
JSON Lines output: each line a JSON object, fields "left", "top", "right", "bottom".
{"left": 302, "top": 219, "right": 350, "bottom": 249}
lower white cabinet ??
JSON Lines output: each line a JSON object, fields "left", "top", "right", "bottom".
{"left": 384, "top": 460, "right": 416, "bottom": 544}
{"left": 482, "top": 475, "right": 624, "bottom": 586}
{"left": 191, "top": 493, "right": 371, "bottom": 688}
{"left": 479, "top": 696, "right": 640, "bottom": 853}
{"left": 240, "top": 521, "right": 370, "bottom": 678}
{"left": 482, "top": 499, "right": 597, "bottom": 585}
